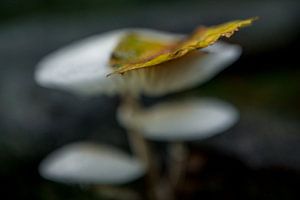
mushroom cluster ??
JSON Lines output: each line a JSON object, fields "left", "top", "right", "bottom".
{"left": 36, "top": 18, "right": 255, "bottom": 199}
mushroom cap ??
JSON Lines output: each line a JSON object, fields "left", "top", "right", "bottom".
{"left": 117, "top": 98, "right": 239, "bottom": 141}
{"left": 121, "top": 41, "right": 241, "bottom": 96}
{"left": 35, "top": 29, "right": 180, "bottom": 96}
{"left": 39, "top": 142, "right": 146, "bottom": 184}
{"left": 35, "top": 29, "right": 240, "bottom": 97}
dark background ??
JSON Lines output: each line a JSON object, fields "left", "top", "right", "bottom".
{"left": 0, "top": 0, "right": 299, "bottom": 199}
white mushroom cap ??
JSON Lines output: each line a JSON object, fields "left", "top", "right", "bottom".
{"left": 35, "top": 30, "right": 123, "bottom": 96}
{"left": 35, "top": 29, "right": 240, "bottom": 97}
{"left": 123, "top": 42, "right": 241, "bottom": 96}
{"left": 39, "top": 142, "right": 146, "bottom": 184}
{"left": 35, "top": 29, "right": 180, "bottom": 96}
{"left": 117, "top": 98, "right": 239, "bottom": 141}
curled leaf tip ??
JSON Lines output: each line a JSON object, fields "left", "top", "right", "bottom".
{"left": 107, "top": 17, "right": 257, "bottom": 76}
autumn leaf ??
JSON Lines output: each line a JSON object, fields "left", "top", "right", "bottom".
{"left": 109, "top": 33, "right": 176, "bottom": 69}
{"left": 108, "top": 17, "right": 257, "bottom": 76}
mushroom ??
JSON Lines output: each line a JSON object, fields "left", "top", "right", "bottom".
{"left": 35, "top": 29, "right": 240, "bottom": 97}
{"left": 117, "top": 97, "right": 239, "bottom": 187}
{"left": 35, "top": 29, "right": 241, "bottom": 195}
{"left": 35, "top": 21, "right": 253, "bottom": 199}
{"left": 117, "top": 97, "right": 239, "bottom": 141}
{"left": 39, "top": 142, "right": 146, "bottom": 184}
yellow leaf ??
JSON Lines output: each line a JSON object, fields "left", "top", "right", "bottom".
{"left": 108, "top": 17, "right": 257, "bottom": 76}
{"left": 109, "top": 33, "right": 175, "bottom": 69}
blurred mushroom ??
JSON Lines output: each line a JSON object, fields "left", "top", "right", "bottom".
{"left": 117, "top": 97, "right": 239, "bottom": 189}
{"left": 35, "top": 29, "right": 240, "bottom": 97}
{"left": 35, "top": 24, "right": 247, "bottom": 199}
{"left": 35, "top": 29, "right": 181, "bottom": 96}
{"left": 120, "top": 41, "right": 241, "bottom": 97}
{"left": 39, "top": 142, "right": 146, "bottom": 184}
{"left": 118, "top": 98, "right": 239, "bottom": 141}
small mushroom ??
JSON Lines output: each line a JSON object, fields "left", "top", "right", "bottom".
{"left": 39, "top": 142, "right": 146, "bottom": 184}
{"left": 118, "top": 97, "right": 239, "bottom": 189}
{"left": 117, "top": 98, "right": 239, "bottom": 141}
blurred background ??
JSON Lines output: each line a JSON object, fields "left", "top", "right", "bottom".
{"left": 0, "top": 0, "right": 299, "bottom": 199}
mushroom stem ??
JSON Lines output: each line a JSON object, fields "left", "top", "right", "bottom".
{"left": 127, "top": 129, "right": 160, "bottom": 200}
{"left": 120, "top": 95, "right": 152, "bottom": 166}
{"left": 168, "top": 142, "right": 189, "bottom": 189}
{"left": 120, "top": 95, "right": 160, "bottom": 200}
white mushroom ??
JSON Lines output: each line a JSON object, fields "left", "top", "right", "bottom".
{"left": 123, "top": 42, "right": 241, "bottom": 96}
{"left": 35, "top": 29, "right": 241, "bottom": 97}
{"left": 117, "top": 98, "right": 239, "bottom": 141}
{"left": 39, "top": 142, "right": 146, "bottom": 184}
